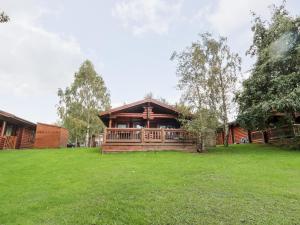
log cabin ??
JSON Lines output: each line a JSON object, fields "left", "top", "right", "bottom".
{"left": 216, "top": 122, "right": 251, "bottom": 145}
{"left": 0, "top": 110, "right": 36, "bottom": 150}
{"left": 34, "top": 123, "right": 69, "bottom": 149}
{"left": 99, "top": 98, "right": 197, "bottom": 152}
{"left": 217, "top": 113, "right": 300, "bottom": 145}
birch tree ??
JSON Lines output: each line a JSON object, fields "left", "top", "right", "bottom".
{"left": 172, "top": 33, "right": 241, "bottom": 148}
{"left": 57, "top": 60, "right": 111, "bottom": 146}
{"left": 205, "top": 35, "right": 241, "bottom": 146}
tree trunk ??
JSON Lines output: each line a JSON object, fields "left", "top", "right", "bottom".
{"left": 85, "top": 128, "right": 89, "bottom": 147}
{"left": 197, "top": 133, "right": 205, "bottom": 153}
{"left": 224, "top": 123, "right": 229, "bottom": 147}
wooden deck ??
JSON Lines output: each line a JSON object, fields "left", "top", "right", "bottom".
{"left": 251, "top": 124, "right": 300, "bottom": 143}
{"left": 102, "top": 128, "right": 197, "bottom": 152}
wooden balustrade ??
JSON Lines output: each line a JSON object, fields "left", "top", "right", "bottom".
{"left": 0, "top": 136, "right": 5, "bottom": 149}
{"left": 2, "top": 136, "right": 17, "bottom": 149}
{"left": 164, "top": 129, "right": 195, "bottom": 143}
{"left": 105, "top": 128, "right": 141, "bottom": 143}
{"left": 293, "top": 124, "right": 300, "bottom": 136}
{"left": 268, "top": 124, "right": 300, "bottom": 140}
{"left": 144, "top": 129, "right": 162, "bottom": 142}
{"left": 104, "top": 128, "right": 195, "bottom": 144}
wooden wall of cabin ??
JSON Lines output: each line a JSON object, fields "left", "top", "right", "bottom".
{"left": 16, "top": 127, "right": 35, "bottom": 149}
{"left": 110, "top": 118, "right": 180, "bottom": 128}
{"left": 34, "top": 123, "right": 68, "bottom": 148}
{"left": 59, "top": 128, "right": 69, "bottom": 147}
{"left": 0, "top": 121, "right": 35, "bottom": 149}
{"left": 232, "top": 126, "right": 249, "bottom": 143}
{"left": 0, "top": 136, "right": 5, "bottom": 149}
{"left": 216, "top": 125, "right": 249, "bottom": 145}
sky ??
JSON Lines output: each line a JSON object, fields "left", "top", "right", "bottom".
{"left": 0, "top": 0, "right": 299, "bottom": 123}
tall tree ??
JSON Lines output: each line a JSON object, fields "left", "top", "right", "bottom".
{"left": 204, "top": 34, "right": 241, "bottom": 146}
{"left": 0, "top": 11, "right": 9, "bottom": 23}
{"left": 144, "top": 92, "right": 169, "bottom": 104}
{"left": 57, "top": 60, "right": 111, "bottom": 146}
{"left": 172, "top": 33, "right": 241, "bottom": 148}
{"left": 236, "top": 3, "right": 300, "bottom": 131}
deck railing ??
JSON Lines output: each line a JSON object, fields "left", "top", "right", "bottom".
{"left": 0, "top": 136, "right": 17, "bottom": 149}
{"left": 104, "top": 128, "right": 196, "bottom": 144}
{"left": 268, "top": 124, "right": 300, "bottom": 140}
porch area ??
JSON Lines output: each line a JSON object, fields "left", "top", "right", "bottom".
{"left": 251, "top": 124, "right": 300, "bottom": 143}
{"left": 102, "top": 128, "right": 197, "bottom": 152}
{"left": 0, "top": 110, "right": 36, "bottom": 150}
{"left": 0, "top": 136, "right": 17, "bottom": 149}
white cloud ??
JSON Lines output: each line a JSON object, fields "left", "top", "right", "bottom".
{"left": 112, "top": 0, "right": 183, "bottom": 36}
{"left": 0, "top": 1, "right": 84, "bottom": 97}
{"left": 198, "top": 0, "right": 282, "bottom": 35}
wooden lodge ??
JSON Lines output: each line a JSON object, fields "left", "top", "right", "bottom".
{"left": 217, "top": 113, "right": 300, "bottom": 145}
{"left": 0, "top": 110, "right": 36, "bottom": 150}
{"left": 216, "top": 122, "right": 251, "bottom": 145}
{"left": 34, "top": 123, "right": 69, "bottom": 149}
{"left": 99, "top": 98, "right": 197, "bottom": 152}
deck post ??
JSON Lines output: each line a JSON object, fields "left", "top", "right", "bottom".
{"left": 162, "top": 128, "right": 165, "bottom": 143}
{"left": 1, "top": 121, "right": 6, "bottom": 136}
{"left": 103, "top": 128, "right": 107, "bottom": 144}
{"left": 141, "top": 128, "right": 145, "bottom": 143}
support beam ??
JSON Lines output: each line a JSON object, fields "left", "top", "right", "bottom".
{"left": 109, "top": 118, "right": 112, "bottom": 128}
{"left": 1, "top": 121, "right": 6, "bottom": 136}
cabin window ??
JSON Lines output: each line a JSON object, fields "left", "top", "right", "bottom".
{"left": 159, "top": 124, "right": 174, "bottom": 129}
{"left": 117, "top": 123, "right": 127, "bottom": 128}
{"left": 133, "top": 122, "right": 144, "bottom": 128}
{"left": 5, "top": 124, "right": 16, "bottom": 136}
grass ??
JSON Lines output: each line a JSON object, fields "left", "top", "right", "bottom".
{"left": 0, "top": 144, "right": 299, "bottom": 225}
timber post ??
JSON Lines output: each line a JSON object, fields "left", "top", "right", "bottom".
{"left": 141, "top": 128, "right": 145, "bottom": 143}
{"left": 1, "top": 121, "right": 6, "bottom": 136}
{"left": 161, "top": 128, "right": 165, "bottom": 143}
{"left": 103, "top": 128, "right": 107, "bottom": 144}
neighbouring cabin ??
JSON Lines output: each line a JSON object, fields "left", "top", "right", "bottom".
{"left": 216, "top": 122, "right": 250, "bottom": 145}
{"left": 34, "top": 123, "right": 69, "bottom": 149}
{"left": 217, "top": 113, "right": 300, "bottom": 145}
{"left": 0, "top": 110, "right": 36, "bottom": 150}
{"left": 99, "top": 98, "right": 198, "bottom": 152}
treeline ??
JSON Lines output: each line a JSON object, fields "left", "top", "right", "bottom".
{"left": 56, "top": 3, "right": 300, "bottom": 148}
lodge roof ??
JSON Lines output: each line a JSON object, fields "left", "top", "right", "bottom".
{"left": 99, "top": 98, "right": 179, "bottom": 117}
{"left": 0, "top": 110, "right": 36, "bottom": 127}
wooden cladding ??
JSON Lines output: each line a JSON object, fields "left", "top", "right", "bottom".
{"left": 34, "top": 123, "right": 68, "bottom": 149}
{"left": 105, "top": 128, "right": 196, "bottom": 144}
{"left": 3, "top": 136, "right": 17, "bottom": 149}
{"left": 0, "top": 127, "right": 35, "bottom": 150}
{"left": 109, "top": 112, "right": 177, "bottom": 119}
{"left": 0, "top": 136, "right": 18, "bottom": 149}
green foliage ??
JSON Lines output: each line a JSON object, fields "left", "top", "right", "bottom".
{"left": 0, "top": 11, "right": 9, "bottom": 23}
{"left": 173, "top": 33, "right": 241, "bottom": 147}
{"left": 144, "top": 92, "right": 169, "bottom": 104}
{"left": 236, "top": 3, "right": 300, "bottom": 130}
{"left": 0, "top": 145, "right": 300, "bottom": 224}
{"left": 57, "top": 60, "right": 111, "bottom": 143}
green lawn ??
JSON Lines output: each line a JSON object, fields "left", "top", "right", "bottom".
{"left": 0, "top": 145, "right": 299, "bottom": 225}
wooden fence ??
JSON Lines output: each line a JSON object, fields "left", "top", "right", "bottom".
{"left": 0, "top": 136, "right": 17, "bottom": 149}
{"left": 104, "top": 128, "right": 196, "bottom": 144}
